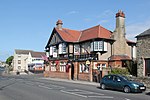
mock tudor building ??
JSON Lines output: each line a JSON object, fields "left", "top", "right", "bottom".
{"left": 136, "top": 28, "right": 150, "bottom": 77}
{"left": 44, "top": 11, "right": 136, "bottom": 81}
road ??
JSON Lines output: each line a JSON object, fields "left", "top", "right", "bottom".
{"left": 0, "top": 74, "right": 149, "bottom": 100}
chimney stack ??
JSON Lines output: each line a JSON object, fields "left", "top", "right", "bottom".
{"left": 116, "top": 10, "right": 125, "bottom": 18}
{"left": 56, "top": 19, "right": 63, "bottom": 30}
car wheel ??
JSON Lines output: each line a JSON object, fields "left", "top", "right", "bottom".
{"left": 124, "top": 86, "right": 131, "bottom": 93}
{"left": 101, "top": 84, "right": 106, "bottom": 90}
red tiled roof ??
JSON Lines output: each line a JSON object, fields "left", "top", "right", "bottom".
{"left": 55, "top": 27, "right": 81, "bottom": 42}
{"left": 109, "top": 55, "right": 131, "bottom": 61}
{"left": 79, "top": 25, "right": 112, "bottom": 42}
{"left": 55, "top": 25, "right": 112, "bottom": 42}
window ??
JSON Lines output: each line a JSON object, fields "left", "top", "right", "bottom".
{"left": 53, "top": 46, "right": 57, "bottom": 53}
{"left": 92, "top": 41, "right": 105, "bottom": 51}
{"left": 99, "top": 41, "right": 103, "bottom": 51}
{"left": 60, "top": 62, "right": 66, "bottom": 72}
{"left": 94, "top": 41, "right": 98, "bottom": 51}
{"left": 79, "top": 63, "right": 89, "bottom": 73}
{"left": 18, "top": 60, "right": 21, "bottom": 64}
{"left": 59, "top": 43, "right": 66, "bottom": 54}
{"left": 74, "top": 44, "right": 80, "bottom": 54}
{"left": 51, "top": 62, "right": 56, "bottom": 71}
{"left": 18, "top": 66, "right": 21, "bottom": 70}
{"left": 50, "top": 46, "right": 53, "bottom": 55}
{"left": 102, "top": 64, "right": 106, "bottom": 68}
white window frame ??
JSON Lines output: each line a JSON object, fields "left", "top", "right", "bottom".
{"left": 51, "top": 62, "right": 56, "bottom": 71}
{"left": 59, "top": 62, "right": 66, "bottom": 72}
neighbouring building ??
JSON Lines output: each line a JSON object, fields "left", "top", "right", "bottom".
{"left": 44, "top": 10, "right": 136, "bottom": 81}
{"left": 136, "top": 28, "right": 150, "bottom": 77}
{"left": 13, "top": 49, "right": 45, "bottom": 74}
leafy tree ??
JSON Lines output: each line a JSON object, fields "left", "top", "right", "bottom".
{"left": 6, "top": 56, "right": 14, "bottom": 66}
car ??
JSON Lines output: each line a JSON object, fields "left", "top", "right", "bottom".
{"left": 100, "top": 74, "right": 146, "bottom": 93}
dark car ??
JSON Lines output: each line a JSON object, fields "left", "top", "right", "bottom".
{"left": 100, "top": 74, "right": 146, "bottom": 93}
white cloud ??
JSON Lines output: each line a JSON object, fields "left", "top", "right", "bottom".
{"left": 66, "top": 11, "right": 79, "bottom": 15}
{"left": 126, "top": 19, "right": 150, "bottom": 41}
{"left": 98, "top": 20, "right": 109, "bottom": 24}
{"left": 96, "top": 10, "right": 114, "bottom": 19}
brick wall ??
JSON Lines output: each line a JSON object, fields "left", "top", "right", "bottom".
{"left": 50, "top": 72, "right": 69, "bottom": 79}
{"left": 78, "top": 73, "right": 90, "bottom": 81}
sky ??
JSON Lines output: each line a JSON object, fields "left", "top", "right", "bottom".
{"left": 0, "top": 0, "right": 150, "bottom": 61}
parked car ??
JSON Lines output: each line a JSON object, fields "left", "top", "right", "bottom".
{"left": 100, "top": 74, "right": 146, "bottom": 93}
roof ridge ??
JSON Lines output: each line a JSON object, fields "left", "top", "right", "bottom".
{"left": 78, "top": 31, "right": 82, "bottom": 42}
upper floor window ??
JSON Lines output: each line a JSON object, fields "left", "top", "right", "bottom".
{"left": 91, "top": 41, "right": 107, "bottom": 52}
{"left": 59, "top": 43, "right": 66, "bottom": 54}
{"left": 74, "top": 44, "right": 80, "bottom": 54}
{"left": 18, "top": 60, "right": 21, "bottom": 64}
{"left": 53, "top": 46, "right": 57, "bottom": 53}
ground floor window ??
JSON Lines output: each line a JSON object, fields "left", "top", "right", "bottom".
{"left": 60, "top": 62, "right": 66, "bottom": 72}
{"left": 51, "top": 62, "right": 56, "bottom": 71}
{"left": 79, "top": 63, "right": 89, "bottom": 73}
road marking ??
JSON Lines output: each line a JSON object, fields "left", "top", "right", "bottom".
{"left": 50, "top": 84, "right": 65, "bottom": 89}
{"left": 35, "top": 82, "right": 44, "bottom": 85}
{"left": 72, "top": 89, "right": 104, "bottom": 95}
{"left": 88, "top": 96, "right": 114, "bottom": 99}
{"left": 125, "top": 98, "right": 131, "bottom": 100}
{"left": 25, "top": 82, "right": 35, "bottom": 86}
{"left": 60, "top": 90, "right": 87, "bottom": 98}
{"left": 38, "top": 85, "right": 52, "bottom": 90}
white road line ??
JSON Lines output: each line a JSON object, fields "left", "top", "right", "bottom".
{"left": 88, "top": 96, "right": 114, "bottom": 99}
{"left": 50, "top": 84, "right": 65, "bottom": 89}
{"left": 38, "top": 85, "right": 52, "bottom": 90}
{"left": 60, "top": 90, "right": 87, "bottom": 98}
{"left": 73, "top": 91, "right": 104, "bottom": 95}
{"left": 71, "top": 89, "right": 104, "bottom": 95}
{"left": 125, "top": 98, "right": 131, "bottom": 100}
{"left": 25, "top": 82, "right": 35, "bottom": 86}
{"left": 35, "top": 82, "right": 44, "bottom": 85}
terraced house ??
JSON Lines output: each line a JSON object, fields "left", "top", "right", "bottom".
{"left": 44, "top": 11, "right": 136, "bottom": 82}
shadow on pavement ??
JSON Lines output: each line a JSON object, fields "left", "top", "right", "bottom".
{"left": 146, "top": 92, "right": 150, "bottom": 96}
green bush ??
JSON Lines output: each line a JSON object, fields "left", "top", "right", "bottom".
{"left": 110, "top": 68, "right": 129, "bottom": 75}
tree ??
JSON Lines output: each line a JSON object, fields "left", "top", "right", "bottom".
{"left": 6, "top": 56, "right": 14, "bottom": 66}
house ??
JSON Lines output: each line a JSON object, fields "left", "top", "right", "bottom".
{"left": 28, "top": 51, "right": 45, "bottom": 73}
{"left": 136, "top": 28, "right": 150, "bottom": 77}
{"left": 13, "top": 49, "right": 45, "bottom": 74}
{"left": 44, "top": 10, "right": 136, "bottom": 81}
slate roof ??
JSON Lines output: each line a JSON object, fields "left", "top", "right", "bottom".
{"left": 30, "top": 51, "right": 45, "bottom": 58}
{"left": 136, "top": 28, "right": 150, "bottom": 38}
{"left": 15, "top": 49, "right": 46, "bottom": 58}
{"left": 15, "top": 49, "right": 33, "bottom": 55}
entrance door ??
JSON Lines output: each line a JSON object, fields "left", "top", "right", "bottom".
{"left": 145, "top": 59, "right": 150, "bottom": 76}
{"left": 71, "top": 64, "right": 74, "bottom": 80}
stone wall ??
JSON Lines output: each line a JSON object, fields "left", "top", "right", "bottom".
{"left": 136, "top": 35, "right": 150, "bottom": 77}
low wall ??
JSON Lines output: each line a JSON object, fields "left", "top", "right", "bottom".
{"left": 78, "top": 73, "right": 90, "bottom": 81}
{"left": 44, "top": 71, "right": 69, "bottom": 79}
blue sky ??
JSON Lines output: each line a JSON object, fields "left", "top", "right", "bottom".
{"left": 0, "top": 0, "right": 150, "bottom": 61}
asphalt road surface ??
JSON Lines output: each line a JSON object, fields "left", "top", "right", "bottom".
{"left": 0, "top": 75, "right": 150, "bottom": 100}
